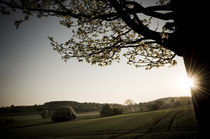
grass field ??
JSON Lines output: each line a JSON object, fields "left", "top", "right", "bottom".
{"left": 0, "top": 105, "right": 199, "bottom": 138}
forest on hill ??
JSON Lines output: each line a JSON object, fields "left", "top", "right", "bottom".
{"left": 0, "top": 97, "right": 192, "bottom": 115}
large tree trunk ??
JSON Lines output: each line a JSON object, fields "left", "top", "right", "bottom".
{"left": 183, "top": 47, "right": 210, "bottom": 138}
{"left": 175, "top": 1, "right": 210, "bottom": 137}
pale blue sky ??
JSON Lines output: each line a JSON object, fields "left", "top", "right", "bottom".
{"left": 0, "top": 4, "right": 191, "bottom": 106}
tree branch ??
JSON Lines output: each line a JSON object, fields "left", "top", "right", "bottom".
{"left": 108, "top": 0, "right": 162, "bottom": 42}
{"left": 124, "top": 1, "right": 174, "bottom": 20}
{"left": 0, "top": 1, "right": 69, "bottom": 16}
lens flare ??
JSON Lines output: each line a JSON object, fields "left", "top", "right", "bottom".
{"left": 186, "top": 77, "right": 195, "bottom": 88}
{"left": 180, "top": 76, "right": 197, "bottom": 94}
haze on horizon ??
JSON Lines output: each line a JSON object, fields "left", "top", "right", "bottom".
{"left": 0, "top": 6, "right": 191, "bottom": 107}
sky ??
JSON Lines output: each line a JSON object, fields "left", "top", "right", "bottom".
{"left": 0, "top": 2, "right": 191, "bottom": 106}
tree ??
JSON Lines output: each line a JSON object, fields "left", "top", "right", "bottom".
{"left": 112, "top": 108, "right": 123, "bottom": 115}
{"left": 51, "top": 107, "right": 76, "bottom": 122}
{"left": 148, "top": 100, "right": 163, "bottom": 111}
{"left": 100, "top": 104, "right": 113, "bottom": 117}
{"left": 125, "top": 99, "right": 135, "bottom": 105}
{"left": 10, "top": 104, "right": 15, "bottom": 112}
{"left": 100, "top": 104, "right": 122, "bottom": 116}
{"left": 40, "top": 110, "right": 51, "bottom": 119}
{"left": 0, "top": 0, "right": 209, "bottom": 136}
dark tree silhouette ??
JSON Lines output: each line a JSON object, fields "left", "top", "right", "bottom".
{"left": 0, "top": 0, "right": 209, "bottom": 136}
{"left": 100, "top": 104, "right": 113, "bottom": 117}
{"left": 51, "top": 107, "right": 76, "bottom": 122}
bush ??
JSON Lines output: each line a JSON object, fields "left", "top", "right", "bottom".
{"left": 148, "top": 101, "right": 164, "bottom": 111}
{"left": 100, "top": 104, "right": 113, "bottom": 117}
{"left": 113, "top": 108, "right": 123, "bottom": 115}
{"left": 51, "top": 107, "right": 76, "bottom": 122}
{"left": 40, "top": 110, "right": 50, "bottom": 119}
{"left": 100, "top": 105, "right": 123, "bottom": 117}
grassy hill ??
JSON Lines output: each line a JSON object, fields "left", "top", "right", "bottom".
{"left": 0, "top": 105, "right": 198, "bottom": 139}
{"left": 0, "top": 96, "right": 192, "bottom": 116}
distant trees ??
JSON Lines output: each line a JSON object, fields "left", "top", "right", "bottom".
{"left": 139, "top": 97, "right": 192, "bottom": 112}
{"left": 100, "top": 104, "right": 123, "bottom": 117}
{"left": 148, "top": 100, "right": 164, "bottom": 111}
{"left": 0, "top": 97, "right": 192, "bottom": 116}
{"left": 124, "top": 99, "right": 137, "bottom": 112}
{"left": 44, "top": 101, "right": 102, "bottom": 112}
{"left": 125, "top": 99, "right": 135, "bottom": 105}
{"left": 100, "top": 104, "right": 113, "bottom": 117}
{"left": 113, "top": 108, "right": 123, "bottom": 115}
{"left": 51, "top": 107, "right": 76, "bottom": 122}
{"left": 40, "top": 110, "right": 51, "bottom": 119}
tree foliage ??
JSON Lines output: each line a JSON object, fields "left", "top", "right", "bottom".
{"left": 51, "top": 107, "right": 76, "bottom": 122}
{"left": 100, "top": 104, "right": 113, "bottom": 117}
{"left": 40, "top": 110, "right": 51, "bottom": 119}
{"left": 112, "top": 108, "right": 123, "bottom": 115}
{"left": 100, "top": 104, "right": 123, "bottom": 116}
{"left": 147, "top": 100, "right": 163, "bottom": 111}
{"left": 125, "top": 99, "right": 135, "bottom": 105}
{"left": 0, "top": 0, "right": 178, "bottom": 69}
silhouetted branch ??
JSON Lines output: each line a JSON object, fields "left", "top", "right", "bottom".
{"left": 124, "top": 1, "right": 174, "bottom": 20}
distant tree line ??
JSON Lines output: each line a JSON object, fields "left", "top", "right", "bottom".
{"left": 0, "top": 104, "right": 43, "bottom": 116}
{"left": 100, "top": 104, "right": 123, "bottom": 117}
{"left": 0, "top": 97, "right": 192, "bottom": 116}
{"left": 138, "top": 97, "right": 192, "bottom": 111}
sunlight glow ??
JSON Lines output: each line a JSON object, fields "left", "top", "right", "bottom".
{"left": 179, "top": 76, "right": 196, "bottom": 93}
{"left": 185, "top": 77, "right": 195, "bottom": 88}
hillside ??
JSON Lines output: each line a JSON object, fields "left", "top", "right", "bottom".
{"left": 0, "top": 97, "right": 192, "bottom": 115}
{"left": 0, "top": 105, "right": 198, "bottom": 138}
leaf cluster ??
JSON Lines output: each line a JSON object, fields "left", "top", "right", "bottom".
{"left": 0, "top": 0, "right": 177, "bottom": 69}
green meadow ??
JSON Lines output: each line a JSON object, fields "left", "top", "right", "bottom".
{"left": 0, "top": 105, "right": 198, "bottom": 138}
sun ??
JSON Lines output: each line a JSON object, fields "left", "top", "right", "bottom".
{"left": 185, "top": 77, "right": 195, "bottom": 88}
{"left": 179, "top": 76, "right": 196, "bottom": 93}
{"left": 182, "top": 76, "right": 196, "bottom": 90}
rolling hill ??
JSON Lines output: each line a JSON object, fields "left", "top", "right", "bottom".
{"left": 0, "top": 105, "right": 198, "bottom": 139}
{"left": 0, "top": 96, "right": 192, "bottom": 115}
